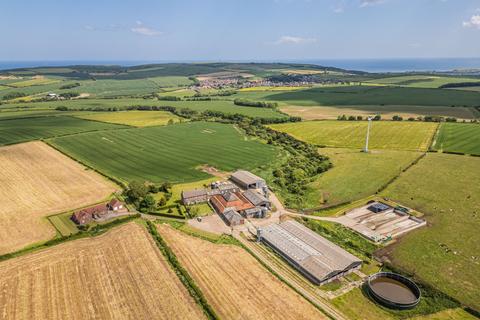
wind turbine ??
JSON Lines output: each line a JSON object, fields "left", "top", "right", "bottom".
{"left": 364, "top": 116, "right": 372, "bottom": 153}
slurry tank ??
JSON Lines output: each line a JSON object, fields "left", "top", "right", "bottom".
{"left": 367, "top": 272, "right": 421, "bottom": 309}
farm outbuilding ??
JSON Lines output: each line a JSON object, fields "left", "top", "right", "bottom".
{"left": 222, "top": 209, "right": 244, "bottom": 226}
{"left": 243, "top": 190, "right": 270, "bottom": 208}
{"left": 259, "top": 220, "right": 362, "bottom": 285}
{"left": 230, "top": 170, "right": 266, "bottom": 189}
{"left": 182, "top": 189, "right": 208, "bottom": 205}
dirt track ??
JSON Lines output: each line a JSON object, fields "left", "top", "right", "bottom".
{"left": 0, "top": 141, "right": 117, "bottom": 254}
{"left": 157, "top": 224, "right": 326, "bottom": 320}
{"left": 0, "top": 223, "right": 206, "bottom": 320}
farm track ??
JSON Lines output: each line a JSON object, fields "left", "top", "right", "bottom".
{"left": 0, "top": 223, "right": 206, "bottom": 320}
{"left": 157, "top": 224, "right": 328, "bottom": 320}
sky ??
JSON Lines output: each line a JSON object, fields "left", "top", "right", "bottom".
{"left": 1, "top": 0, "right": 479, "bottom": 61}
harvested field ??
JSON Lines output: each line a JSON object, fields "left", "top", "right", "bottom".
{"left": 0, "top": 223, "right": 206, "bottom": 320}
{"left": 157, "top": 224, "right": 326, "bottom": 320}
{"left": 0, "top": 141, "right": 117, "bottom": 254}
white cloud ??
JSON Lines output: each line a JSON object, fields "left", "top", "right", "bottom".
{"left": 463, "top": 14, "right": 480, "bottom": 29}
{"left": 359, "top": 0, "right": 386, "bottom": 8}
{"left": 131, "top": 21, "right": 162, "bottom": 36}
{"left": 273, "top": 35, "right": 317, "bottom": 45}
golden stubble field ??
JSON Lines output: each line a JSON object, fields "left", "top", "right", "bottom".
{"left": 157, "top": 224, "right": 326, "bottom": 320}
{"left": 0, "top": 141, "right": 117, "bottom": 254}
{"left": 0, "top": 223, "right": 206, "bottom": 320}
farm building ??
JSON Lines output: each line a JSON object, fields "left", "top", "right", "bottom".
{"left": 243, "top": 207, "right": 265, "bottom": 218}
{"left": 222, "top": 209, "right": 244, "bottom": 226}
{"left": 243, "top": 190, "right": 271, "bottom": 208}
{"left": 71, "top": 199, "right": 126, "bottom": 225}
{"left": 230, "top": 170, "right": 266, "bottom": 189}
{"left": 259, "top": 220, "right": 362, "bottom": 285}
{"left": 182, "top": 189, "right": 208, "bottom": 205}
{"left": 209, "top": 191, "right": 254, "bottom": 214}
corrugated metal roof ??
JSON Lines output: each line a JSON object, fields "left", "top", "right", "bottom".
{"left": 231, "top": 170, "right": 265, "bottom": 185}
{"left": 261, "top": 220, "right": 361, "bottom": 282}
{"left": 243, "top": 190, "right": 269, "bottom": 206}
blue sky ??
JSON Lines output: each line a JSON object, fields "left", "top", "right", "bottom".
{"left": 1, "top": 0, "right": 479, "bottom": 61}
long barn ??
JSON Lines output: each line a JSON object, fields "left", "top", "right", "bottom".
{"left": 259, "top": 220, "right": 362, "bottom": 285}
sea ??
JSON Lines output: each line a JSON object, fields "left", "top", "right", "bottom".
{"left": 1, "top": 58, "right": 480, "bottom": 73}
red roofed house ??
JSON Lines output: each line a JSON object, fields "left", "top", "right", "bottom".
{"left": 209, "top": 191, "right": 254, "bottom": 214}
{"left": 108, "top": 198, "right": 124, "bottom": 211}
{"left": 71, "top": 199, "right": 125, "bottom": 225}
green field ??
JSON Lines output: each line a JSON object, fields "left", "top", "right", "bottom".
{"left": 74, "top": 110, "right": 182, "bottom": 127}
{"left": 0, "top": 116, "right": 128, "bottom": 146}
{"left": 381, "top": 153, "right": 480, "bottom": 311}
{"left": 306, "top": 148, "right": 421, "bottom": 207}
{"left": 48, "top": 212, "right": 79, "bottom": 236}
{"left": 433, "top": 123, "right": 480, "bottom": 155}
{"left": 49, "top": 122, "right": 277, "bottom": 184}
{"left": 365, "top": 75, "right": 480, "bottom": 88}
{"left": 269, "top": 121, "right": 437, "bottom": 151}
{"left": 0, "top": 98, "right": 287, "bottom": 119}
{"left": 148, "top": 76, "right": 193, "bottom": 87}
{"left": 248, "top": 86, "right": 480, "bottom": 107}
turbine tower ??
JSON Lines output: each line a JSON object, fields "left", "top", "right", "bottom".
{"left": 364, "top": 117, "right": 372, "bottom": 153}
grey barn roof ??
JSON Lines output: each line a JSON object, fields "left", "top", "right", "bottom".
{"left": 261, "top": 220, "right": 361, "bottom": 283}
{"left": 243, "top": 190, "right": 269, "bottom": 206}
{"left": 231, "top": 170, "right": 265, "bottom": 186}
{"left": 182, "top": 189, "right": 207, "bottom": 198}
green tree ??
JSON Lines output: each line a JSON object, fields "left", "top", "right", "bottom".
{"left": 126, "top": 180, "right": 148, "bottom": 202}
{"left": 140, "top": 194, "right": 156, "bottom": 211}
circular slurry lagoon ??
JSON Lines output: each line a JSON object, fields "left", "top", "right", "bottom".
{"left": 367, "top": 272, "right": 421, "bottom": 309}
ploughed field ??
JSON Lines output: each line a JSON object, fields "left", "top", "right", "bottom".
{"left": 49, "top": 121, "right": 277, "bottom": 184}
{"left": 157, "top": 224, "right": 326, "bottom": 320}
{"left": 74, "top": 110, "right": 182, "bottom": 127}
{"left": 433, "top": 123, "right": 480, "bottom": 155}
{"left": 0, "top": 116, "right": 128, "bottom": 146}
{"left": 0, "top": 223, "right": 206, "bottom": 320}
{"left": 269, "top": 120, "right": 437, "bottom": 151}
{"left": 381, "top": 153, "right": 480, "bottom": 311}
{"left": 0, "top": 141, "right": 117, "bottom": 255}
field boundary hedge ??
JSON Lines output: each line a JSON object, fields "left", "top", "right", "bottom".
{"left": 146, "top": 221, "right": 218, "bottom": 320}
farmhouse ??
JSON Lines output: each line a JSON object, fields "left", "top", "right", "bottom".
{"left": 71, "top": 199, "right": 126, "bottom": 225}
{"left": 259, "top": 220, "right": 362, "bottom": 285}
{"left": 230, "top": 170, "right": 266, "bottom": 189}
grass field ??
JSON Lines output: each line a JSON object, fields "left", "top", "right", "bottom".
{"left": 381, "top": 153, "right": 480, "bottom": 311}
{"left": 0, "top": 115, "right": 128, "bottom": 146}
{"left": 0, "top": 98, "right": 287, "bottom": 119}
{"left": 254, "top": 86, "right": 480, "bottom": 107}
{"left": 9, "top": 77, "right": 60, "bottom": 87}
{"left": 269, "top": 121, "right": 437, "bottom": 151}
{"left": 306, "top": 148, "right": 421, "bottom": 207}
{"left": 74, "top": 110, "right": 182, "bottom": 127}
{"left": 0, "top": 142, "right": 117, "bottom": 255}
{"left": 280, "top": 105, "right": 478, "bottom": 120}
{"left": 0, "top": 223, "right": 206, "bottom": 319}
{"left": 48, "top": 212, "right": 79, "bottom": 236}
{"left": 365, "top": 75, "right": 480, "bottom": 88}
{"left": 50, "top": 122, "right": 277, "bottom": 184}
{"left": 433, "top": 123, "right": 480, "bottom": 155}
{"left": 157, "top": 224, "right": 327, "bottom": 319}
{"left": 148, "top": 76, "right": 193, "bottom": 87}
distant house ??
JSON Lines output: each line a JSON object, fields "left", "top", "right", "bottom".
{"left": 46, "top": 93, "right": 58, "bottom": 99}
{"left": 230, "top": 170, "right": 266, "bottom": 189}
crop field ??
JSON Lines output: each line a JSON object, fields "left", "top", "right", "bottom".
{"left": 381, "top": 153, "right": 480, "bottom": 311}
{"left": 157, "top": 224, "right": 326, "bottom": 320}
{"left": 66, "top": 79, "right": 161, "bottom": 97}
{"left": 280, "top": 105, "right": 478, "bottom": 120}
{"left": 50, "top": 122, "right": 277, "bottom": 184}
{"left": 433, "top": 123, "right": 480, "bottom": 155}
{"left": 0, "top": 81, "right": 66, "bottom": 100}
{"left": 306, "top": 148, "right": 421, "bottom": 207}
{"left": 253, "top": 86, "right": 480, "bottom": 107}
{"left": 148, "top": 76, "right": 193, "bottom": 87}
{"left": 0, "top": 98, "right": 287, "bottom": 119}
{"left": 0, "top": 116, "right": 127, "bottom": 146}
{"left": 365, "top": 75, "right": 480, "bottom": 88}
{"left": 9, "top": 77, "right": 60, "bottom": 87}
{"left": 74, "top": 110, "right": 182, "bottom": 127}
{"left": 0, "top": 223, "right": 206, "bottom": 319}
{"left": 269, "top": 121, "right": 437, "bottom": 151}
{"left": 0, "top": 142, "right": 117, "bottom": 255}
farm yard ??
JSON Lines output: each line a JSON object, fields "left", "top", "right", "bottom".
{"left": 269, "top": 121, "right": 437, "bottom": 151}
{"left": 306, "top": 148, "right": 422, "bottom": 207}
{"left": 0, "top": 223, "right": 206, "bottom": 320}
{"left": 0, "top": 116, "right": 128, "bottom": 146}
{"left": 433, "top": 123, "right": 480, "bottom": 155}
{"left": 157, "top": 223, "right": 327, "bottom": 320}
{"left": 50, "top": 122, "right": 278, "bottom": 184}
{"left": 74, "top": 110, "right": 182, "bottom": 127}
{"left": 381, "top": 153, "right": 480, "bottom": 311}
{"left": 0, "top": 141, "right": 117, "bottom": 255}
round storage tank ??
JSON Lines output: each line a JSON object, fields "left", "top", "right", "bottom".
{"left": 367, "top": 272, "right": 421, "bottom": 309}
